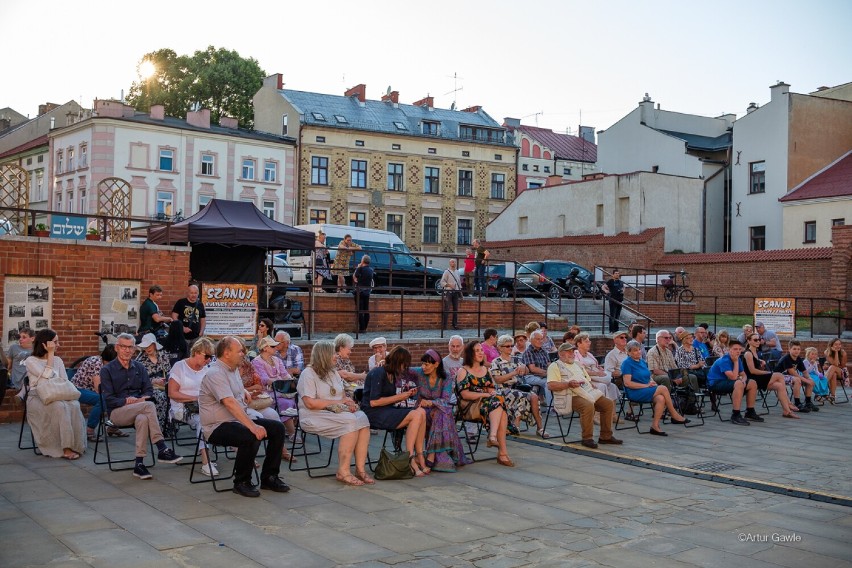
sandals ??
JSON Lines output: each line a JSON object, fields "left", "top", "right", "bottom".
{"left": 354, "top": 470, "right": 376, "bottom": 484}
{"left": 336, "top": 473, "right": 364, "bottom": 486}
{"left": 281, "top": 449, "right": 298, "bottom": 463}
{"left": 87, "top": 430, "right": 101, "bottom": 443}
{"left": 496, "top": 454, "right": 515, "bottom": 467}
{"left": 486, "top": 436, "right": 498, "bottom": 448}
{"left": 62, "top": 451, "right": 81, "bottom": 460}
{"left": 536, "top": 428, "right": 551, "bottom": 439}
{"left": 409, "top": 455, "right": 426, "bottom": 477}
{"left": 107, "top": 427, "right": 129, "bottom": 438}
{"left": 417, "top": 453, "right": 431, "bottom": 475}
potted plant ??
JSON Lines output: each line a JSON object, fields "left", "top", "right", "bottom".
{"left": 85, "top": 227, "right": 100, "bottom": 241}
{"left": 34, "top": 223, "right": 50, "bottom": 238}
{"left": 813, "top": 309, "right": 845, "bottom": 335}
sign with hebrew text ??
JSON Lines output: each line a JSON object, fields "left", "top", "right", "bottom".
{"left": 51, "top": 215, "right": 88, "bottom": 239}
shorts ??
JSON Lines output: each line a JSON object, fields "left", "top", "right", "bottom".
{"left": 782, "top": 374, "right": 798, "bottom": 386}
{"left": 708, "top": 381, "right": 735, "bottom": 394}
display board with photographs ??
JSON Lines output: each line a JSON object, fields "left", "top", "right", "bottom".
{"left": 4, "top": 277, "right": 52, "bottom": 345}
{"left": 100, "top": 280, "right": 141, "bottom": 337}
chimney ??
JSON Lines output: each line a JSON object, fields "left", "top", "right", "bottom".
{"left": 413, "top": 96, "right": 434, "bottom": 109}
{"left": 461, "top": 105, "right": 481, "bottom": 113}
{"left": 639, "top": 92, "right": 654, "bottom": 124}
{"left": 503, "top": 117, "right": 521, "bottom": 128}
{"left": 186, "top": 108, "right": 211, "bottom": 129}
{"left": 769, "top": 81, "right": 790, "bottom": 103}
{"left": 150, "top": 105, "right": 165, "bottom": 120}
{"left": 544, "top": 175, "right": 564, "bottom": 187}
{"left": 0, "top": 118, "right": 10, "bottom": 131}
{"left": 263, "top": 73, "right": 284, "bottom": 90}
{"left": 219, "top": 116, "right": 238, "bottom": 129}
{"left": 38, "top": 102, "right": 59, "bottom": 116}
{"left": 381, "top": 90, "right": 400, "bottom": 104}
{"left": 94, "top": 99, "right": 128, "bottom": 118}
{"left": 345, "top": 84, "right": 366, "bottom": 103}
{"left": 746, "top": 102, "right": 759, "bottom": 114}
{"left": 578, "top": 126, "right": 595, "bottom": 144}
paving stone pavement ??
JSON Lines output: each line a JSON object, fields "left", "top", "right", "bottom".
{"left": 1, "top": 400, "right": 851, "bottom": 568}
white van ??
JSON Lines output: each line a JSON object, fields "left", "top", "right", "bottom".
{"left": 288, "top": 224, "right": 410, "bottom": 282}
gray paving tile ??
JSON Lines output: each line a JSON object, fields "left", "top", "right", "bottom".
{"left": 0, "top": 463, "right": 35, "bottom": 484}
{"left": 36, "top": 463, "right": 128, "bottom": 501}
{"left": 0, "top": 478, "right": 68, "bottom": 503}
{"left": 88, "top": 497, "right": 211, "bottom": 550}
{"left": 298, "top": 501, "right": 384, "bottom": 530}
{"left": 168, "top": 542, "right": 265, "bottom": 567}
{"left": 0, "top": 515, "right": 80, "bottom": 568}
{"left": 380, "top": 506, "right": 497, "bottom": 543}
{"left": 18, "top": 497, "right": 115, "bottom": 535}
{"left": 347, "top": 522, "right": 448, "bottom": 554}
{"left": 752, "top": 543, "right": 852, "bottom": 568}
{"left": 59, "top": 528, "right": 180, "bottom": 568}
{"left": 671, "top": 545, "right": 789, "bottom": 568}
{"left": 321, "top": 485, "right": 407, "bottom": 513}
{"left": 579, "top": 545, "right": 697, "bottom": 568}
{"left": 274, "top": 524, "right": 394, "bottom": 564}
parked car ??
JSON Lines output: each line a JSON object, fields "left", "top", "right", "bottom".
{"left": 515, "top": 260, "right": 597, "bottom": 300}
{"left": 346, "top": 249, "right": 442, "bottom": 293}
{"left": 266, "top": 252, "right": 294, "bottom": 284}
{"left": 487, "top": 263, "right": 518, "bottom": 298}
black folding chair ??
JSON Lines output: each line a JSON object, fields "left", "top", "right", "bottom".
{"left": 17, "top": 378, "right": 40, "bottom": 454}
{"left": 92, "top": 388, "right": 155, "bottom": 471}
{"left": 453, "top": 382, "right": 496, "bottom": 462}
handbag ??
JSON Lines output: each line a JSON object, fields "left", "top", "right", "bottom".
{"left": 374, "top": 448, "right": 414, "bottom": 480}
{"left": 37, "top": 375, "right": 80, "bottom": 404}
{"left": 249, "top": 393, "right": 274, "bottom": 411}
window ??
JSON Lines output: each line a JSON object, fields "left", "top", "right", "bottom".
{"left": 309, "top": 209, "right": 327, "bottom": 224}
{"left": 159, "top": 148, "right": 174, "bottom": 171}
{"left": 67, "top": 147, "right": 75, "bottom": 171}
{"left": 495, "top": 154, "right": 503, "bottom": 161}
{"left": 423, "top": 216, "right": 439, "bottom": 243}
{"left": 55, "top": 191, "right": 61, "bottom": 210}
{"left": 428, "top": 148, "right": 437, "bottom": 154}
{"left": 355, "top": 140, "right": 364, "bottom": 147}
{"left": 832, "top": 218, "right": 845, "bottom": 226}
{"left": 263, "top": 161, "right": 277, "bottom": 182}
{"left": 533, "top": 165, "right": 539, "bottom": 172}
{"left": 749, "top": 225, "right": 765, "bottom": 251}
{"left": 459, "top": 125, "right": 504, "bottom": 143}
{"left": 490, "top": 173, "right": 505, "bottom": 199}
{"left": 80, "top": 189, "right": 87, "bottom": 214}
{"left": 543, "top": 166, "right": 550, "bottom": 173}
{"left": 199, "top": 195, "right": 212, "bottom": 210}
{"left": 38, "top": 155, "right": 43, "bottom": 163}
{"left": 334, "top": 115, "right": 348, "bottom": 124}
{"left": 522, "top": 164, "right": 528, "bottom": 171}
{"left": 457, "top": 219, "right": 472, "bottom": 245}
{"left": 462, "top": 151, "right": 470, "bottom": 157}
{"left": 156, "top": 191, "right": 174, "bottom": 217}
{"left": 349, "top": 211, "right": 366, "bottom": 228}
{"left": 518, "top": 216, "right": 528, "bottom": 234}
{"left": 563, "top": 167, "right": 571, "bottom": 175}
{"left": 201, "top": 154, "right": 215, "bottom": 176}
{"left": 528, "top": 182, "right": 542, "bottom": 189}
{"left": 56, "top": 150, "right": 63, "bottom": 174}
{"left": 311, "top": 112, "right": 326, "bottom": 121}
{"left": 749, "top": 161, "right": 766, "bottom": 194}
{"left": 35, "top": 171, "right": 44, "bottom": 201}
{"left": 391, "top": 143, "right": 401, "bottom": 150}
{"left": 393, "top": 121, "right": 407, "bottom": 131}
{"left": 316, "top": 136, "right": 326, "bottom": 143}
{"left": 386, "top": 214, "right": 403, "bottom": 237}
{"left": 66, "top": 190, "right": 74, "bottom": 212}
{"left": 422, "top": 121, "right": 439, "bottom": 135}
{"left": 242, "top": 159, "right": 256, "bottom": 180}
{"left": 804, "top": 221, "right": 816, "bottom": 243}
{"left": 26, "top": 157, "right": 32, "bottom": 166}
{"left": 79, "top": 144, "right": 87, "bottom": 168}
{"left": 311, "top": 156, "right": 328, "bottom": 185}
{"left": 596, "top": 204, "right": 603, "bottom": 227}
{"left": 424, "top": 167, "right": 440, "bottom": 194}
{"left": 458, "top": 170, "right": 473, "bottom": 196}
{"left": 281, "top": 114, "right": 288, "bottom": 136}
{"left": 263, "top": 200, "right": 276, "bottom": 219}
{"left": 387, "top": 163, "right": 404, "bottom": 191}
{"left": 351, "top": 159, "right": 367, "bottom": 188}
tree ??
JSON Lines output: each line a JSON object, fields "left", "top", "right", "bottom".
{"left": 126, "top": 46, "right": 265, "bottom": 129}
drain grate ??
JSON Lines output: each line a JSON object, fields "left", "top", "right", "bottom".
{"left": 688, "top": 461, "right": 740, "bottom": 473}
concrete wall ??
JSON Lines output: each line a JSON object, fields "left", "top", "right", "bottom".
{"left": 782, "top": 199, "right": 852, "bottom": 248}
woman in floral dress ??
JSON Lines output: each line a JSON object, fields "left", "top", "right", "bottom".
{"left": 415, "top": 349, "right": 471, "bottom": 472}
{"left": 489, "top": 335, "right": 550, "bottom": 439}
{"left": 455, "top": 340, "right": 514, "bottom": 467}
{"left": 134, "top": 333, "right": 174, "bottom": 438}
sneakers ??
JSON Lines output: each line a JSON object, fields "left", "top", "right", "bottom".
{"left": 260, "top": 476, "right": 291, "bottom": 493}
{"left": 796, "top": 403, "right": 811, "bottom": 413}
{"left": 133, "top": 463, "right": 153, "bottom": 480}
{"left": 201, "top": 462, "right": 219, "bottom": 477}
{"left": 806, "top": 402, "right": 820, "bottom": 412}
{"left": 731, "top": 414, "right": 750, "bottom": 426}
{"left": 744, "top": 410, "right": 765, "bottom": 422}
{"left": 232, "top": 481, "right": 260, "bottom": 498}
{"left": 157, "top": 448, "right": 183, "bottom": 464}
{"left": 281, "top": 407, "right": 299, "bottom": 417}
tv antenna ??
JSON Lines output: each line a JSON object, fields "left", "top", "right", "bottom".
{"left": 522, "top": 111, "right": 543, "bottom": 126}
{"left": 444, "top": 72, "right": 464, "bottom": 108}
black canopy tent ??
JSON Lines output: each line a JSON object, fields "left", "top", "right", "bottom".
{"left": 147, "top": 199, "right": 315, "bottom": 283}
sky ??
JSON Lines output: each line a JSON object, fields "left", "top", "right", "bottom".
{"left": 1, "top": 0, "right": 850, "bottom": 135}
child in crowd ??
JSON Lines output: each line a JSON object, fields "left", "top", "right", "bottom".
{"left": 803, "top": 347, "right": 829, "bottom": 402}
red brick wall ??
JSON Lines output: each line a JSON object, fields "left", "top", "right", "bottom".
{"left": 0, "top": 237, "right": 191, "bottom": 360}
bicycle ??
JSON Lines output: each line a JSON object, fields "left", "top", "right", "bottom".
{"left": 662, "top": 270, "right": 694, "bottom": 303}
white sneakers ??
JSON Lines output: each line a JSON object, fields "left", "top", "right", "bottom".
{"left": 201, "top": 462, "right": 219, "bottom": 477}
{"left": 281, "top": 408, "right": 299, "bottom": 417}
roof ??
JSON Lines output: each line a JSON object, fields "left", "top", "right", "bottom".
{"left": 281, "top": 89, "right": 513, "bottom": 147}
{"left": 0, "top": 134, "right": 48, "bottom": 160}
{"left": 514, "top": 125, "right": 597, "bottom": 162}
{"left": 660, "top": 247, "right": 833, "bottom": 265}
{"left": 779, "top": 150, "right": 852, "bottom": 202}
{"left": 655, "top": 129, "right": 731, "bottom": 152}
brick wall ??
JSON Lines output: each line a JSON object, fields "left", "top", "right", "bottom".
{"left": 0, "top": 237, "right": 191, "bottom": 359}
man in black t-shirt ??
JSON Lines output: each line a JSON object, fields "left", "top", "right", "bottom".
{"left": 353, "top": 255, "right": 375, "bottom": 332}
{"left": 775, "top": 340, "right": 818, "bottom": 413}
{"left": 604, "top": 269, "right": 625, "bottom": 333}
{"left": 171, "top": 284, "right": 206, "bottom": 340}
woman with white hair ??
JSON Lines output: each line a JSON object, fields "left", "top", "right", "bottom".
{"left": 621, "top": 340, "right": 689, "bottom": 436}
{"left": 334, "top": 333, "right": 367, "bottom": 389}
{"left": 489, "top": 334, "right": 549, "bottom": 438}
{"left": 574, "top": 332, "right": 621, "bottom": 406}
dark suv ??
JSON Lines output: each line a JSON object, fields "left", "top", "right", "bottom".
{"left": 515, "top": 261, "right": 597, "bottom": 300}
{"left": 346, "top": 249, "right": 443, "bottom": 293}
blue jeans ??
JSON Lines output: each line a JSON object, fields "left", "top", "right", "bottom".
{"left": 474, "top": 264, "right": 486, "bottom": 292}
{"left": 78, "top": 388, "right": 102, "bottom": 430}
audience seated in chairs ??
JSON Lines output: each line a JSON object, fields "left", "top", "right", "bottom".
{"left": 490, "top": 335, "right": 549, "bottom": 439}
{"left": 574, "top": 332, "right": 621, "bottom": 409}
{"left": 775, "top": 340, "right": 818, "bottom": 413}
{"left": 648, "top": 330, "right": 699, "bottom": 394}
{"left": 274, "top": 331, "right": 304, "bottom": 378}
{"left": 24, "top": 329, "right": 87, "bottom": 460}
{"left": 252, "top": 336, "right": 298, "bottom": 436}
{"left": 824, "top": 338, "right": 847, "bottom": 403}
{"left": 742, "top": 334, "right": 799, "bottom": 418}
{"left": 168, "top": 338, "right": 218, "bottom": 476}
{"left": 706, "top": 340, "right": 763, "bottom": 425}
{"left": 361, "top": 346, "right": 430, "bottom": 476}
{"left": 334, "top": 334, "right": 367, "bottom": 392}
{"left": 297, "top": 340, "right": 373, "bottom": 485}
{"left": 199, "top": 336, "right": 290, "bottom": 497}
{"left": 547, "top": 343, "right": 624, "bottom": 448}
{"left": 519, "top": 330, "right": 552, "bottom": 406}
{"left": 804, "top": 347, "right": 830, "bottom": 403}
{"left": 712, "top": 330, "right": 731, "bottom": 357}
{"left": 71, "top": 344, "right": 118, "bottom": 443}
{"left": 100, "top": 333, "right": 183, "bottom": 478}
{"left": 604, "top": 331, "right": 630, "bottom": 388}
{"left": 455, "top": 340, "right": 515, "bottom": 467}
{"left": 414, "top": 349, "right": 472, "bottom": 472}
{"left": 621, "top": 340, "right": 689, "bottom": 436}
{"left": 673, "top": 330, "right": 706, "bottom": 388}
{"left": 134, "top": 333, "right": 175, "bottom": 440}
